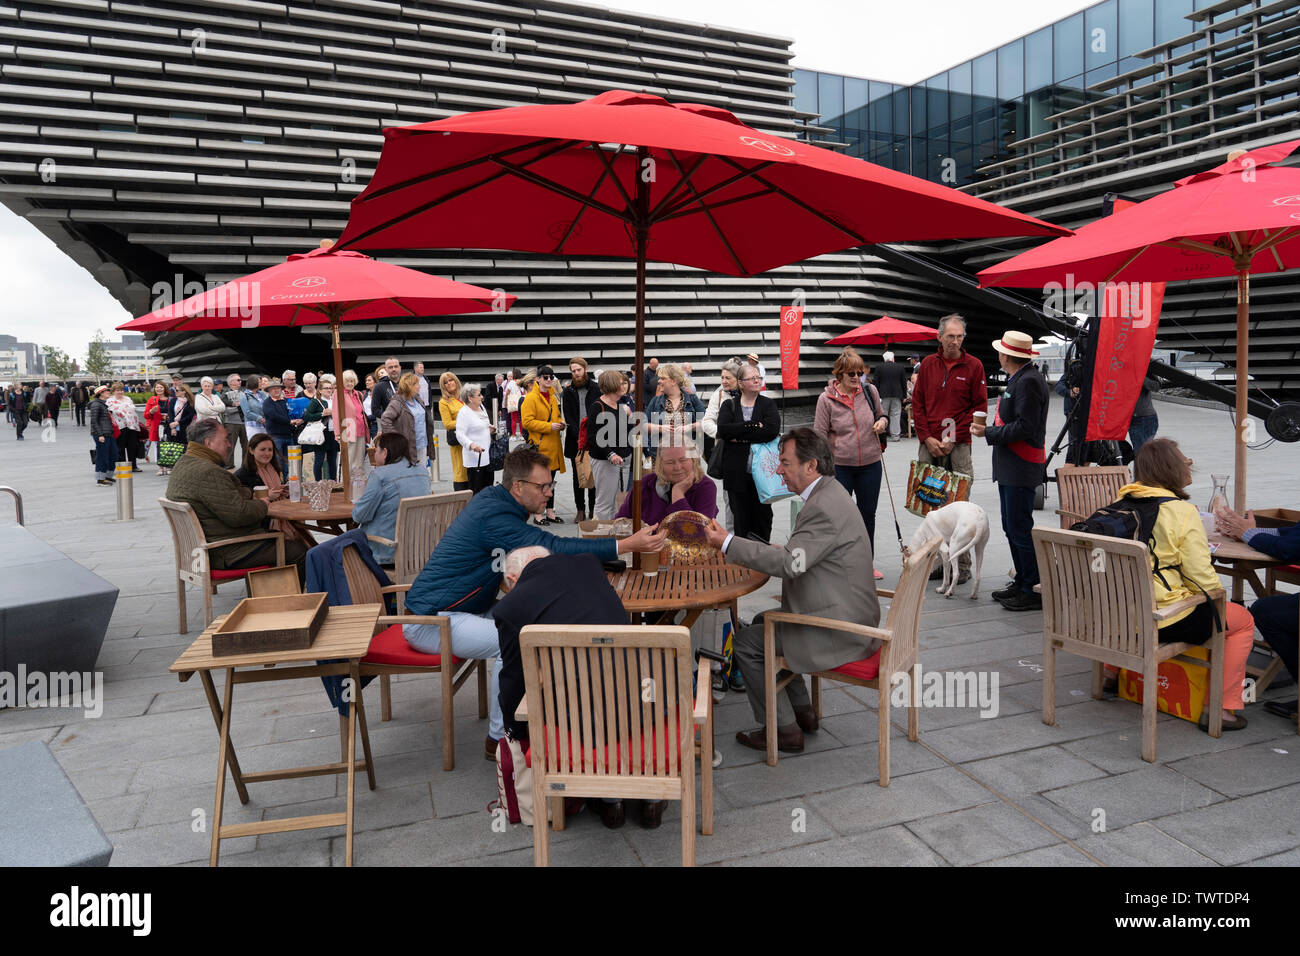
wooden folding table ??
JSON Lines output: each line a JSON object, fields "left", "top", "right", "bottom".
{"left": 170, "top": 603, "right": 381, "bottom": 866}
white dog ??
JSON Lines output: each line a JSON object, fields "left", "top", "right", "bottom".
{"left": 908, "top": 502, "right": 989, "bottom": 600}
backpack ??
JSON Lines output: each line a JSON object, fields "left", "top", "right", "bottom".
{"left": 1071, "top": 494, "right": 1221, "bottom": 629}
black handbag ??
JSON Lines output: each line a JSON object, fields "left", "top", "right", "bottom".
{"left": 445, "top": 428, "right": 460, "bottom": 447}
{"left": 488, "top": 433, "right": 510, "bottom": 470}
{"left": 706, "top": 436, "right": 726, "bottom": 480}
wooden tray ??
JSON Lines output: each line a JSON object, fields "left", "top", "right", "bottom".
{"left": 212, "top": 593, "right": 327, "bottom": 657}
{"left": 1252, "top": 508, "right": 1300, "bottom": 529}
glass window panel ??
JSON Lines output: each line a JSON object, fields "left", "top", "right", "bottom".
{"left": 893, "top": 88, "right": 909, "bottom": 139}
{"left": 973, "top": 51, "right": 996, "bottom": 98}
{"left": 793, "top": 69, "right": 818, "bottom": 116}
{"left": 1086, "top": 62, "right": 1119, "bottom": 87}
{"left": 927, "top": 74, "right": 948, "bottom": 131}
{"left": 911, "top": 85, "right": 926, "bottom": 131}
{"left": 1119, "top": 0, "right": 1154, "bottom": 57}
{"left": 1055, "top": 13, "right": 1084, "bottom": 81}
{"left": 1086, "top": 0, "right": 1118, "bottom": 70}
{"left": 817, "top": 73, "right": 843, "bottom": 122}
{"left": 1025, "top": 26, "right": 1053, "bottom": 91}
{"left": 870, "top": 87, "right": 893, "bottom": 138}
{"left": 948, "top": 61, "right": 971, "bottom": 120}
{"left": 1156, "top": 0, "right": 1194, "bottom": 43}
{"left": 998, "top": 38, "right": 1024, "bottom": 100}
{"left": 845, "top": 77, "right": 869, "bottom": 114}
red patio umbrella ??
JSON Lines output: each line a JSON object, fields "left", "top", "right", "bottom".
{"left": 978, "top": 139, "right": 1300, "bottom": 509}
{"left": 333, "top": 89, "right": 1068, "bottom": 531}
{"left": 826, "top": 315, "right": 936, "bottom": 347}
{"left": 119, "top": 245, "right": 516, "bottom": 496}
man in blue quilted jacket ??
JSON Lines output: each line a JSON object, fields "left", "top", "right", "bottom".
{"left": 403, "top": 445, "right": 666, "bottom": 759}
{"left": 1216, "top": 505, "right": 1300, "bottom": 721}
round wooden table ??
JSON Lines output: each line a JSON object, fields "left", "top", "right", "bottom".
{"left": 266, "top": 496, "right": 357, "bottom": 537}
{"left": 606, "top": 553, "right": 768, "bottom": 628}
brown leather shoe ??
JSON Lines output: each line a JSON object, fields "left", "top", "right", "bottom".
{"left": 639, "top": 800, "right": 667, "bottom": 829}
{"left": 736, "top": 724, "right": 804, "bottom": 753}
{"left": 793, "top": 706, "right": 819, "bottom": 733}
{"left": 592, "top": 800, "right": 625, "bottom": 829}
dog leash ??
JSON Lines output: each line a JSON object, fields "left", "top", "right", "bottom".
{"left": 881, "top": 458, "right": 911, "bottom": 560}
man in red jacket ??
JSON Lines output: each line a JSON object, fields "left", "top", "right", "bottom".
{"left": 910, "top": 314, "right": 989, "bottom": 583}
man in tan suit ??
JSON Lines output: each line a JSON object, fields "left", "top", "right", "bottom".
{"left": 704, "top": 427, "right": 881, "bottom": 753}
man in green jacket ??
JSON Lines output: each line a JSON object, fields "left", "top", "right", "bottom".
{"left": 166, "top": 418, "right": 309, "bottom": 579}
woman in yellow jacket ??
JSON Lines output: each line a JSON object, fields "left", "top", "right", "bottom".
{"left": 438, "top": 372, "right": 469, "bottom": 491}
{"left": 1116, "top": 438, "right": 1254, "bottom": 731}
{"left": 520, "top": 364, "right": 566, "bottom": 525}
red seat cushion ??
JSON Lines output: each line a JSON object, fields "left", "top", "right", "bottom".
{"left": 829, "top": 649, "right": 882, "bottom": 682}
{"left": 210, "top": 565, "right": 268, "bottom": 581}
{"left": 535, "top": 722, "right": 686, "bottom": 773}
{"left": 362, "top": 623, "right": 465, "bottom": 668}
{"left": 1275, "top": 564, "right": 1300, "bottom": 576}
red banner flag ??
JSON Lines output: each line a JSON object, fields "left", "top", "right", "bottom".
{"left": 780, "top": 306, "right": 803, "bottom": 389}
{"left": 1085, "top": 279, "right": 1164, "bottom": 440}
{"left": 1084, "top": 197, "right": 1164, "bottom": 441}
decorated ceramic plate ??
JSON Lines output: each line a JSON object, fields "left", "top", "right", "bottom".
{"left": 659, "top": 510, "right": 717, "bottom": 561}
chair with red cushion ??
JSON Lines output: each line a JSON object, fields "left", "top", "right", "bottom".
{"left": 761, "top": 536, "right": 941, "bottom": 786}
{"left": 519, "top": 624, "right": 713, "bottom": 866}
{"left": 338, "top": 546, "right": 487, "bottom": 771}
{"left": 159, "top": 497, "right": 286, "bottom": 634}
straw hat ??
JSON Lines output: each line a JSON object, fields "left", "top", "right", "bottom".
{"left": 93, "top": 384, "right": 109, "bottom": 396}
{"left": 991, "top": 330, "right": 1039, "bottom": 359}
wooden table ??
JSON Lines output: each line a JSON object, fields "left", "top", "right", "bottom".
{"left": 170, "top": 603, "right": 381, "bottom": 866}
{"left": 606, "top": 555, "right": 769, "bottom": 628}
{"left": 267, "top": 495, "right": 357, "bottom": 537}
{"left": 1209, "top": 534, "right": 1288, "bottom": 693}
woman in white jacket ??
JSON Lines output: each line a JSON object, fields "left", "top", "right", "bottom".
{"left": 194, "top": 376, "right": 226, "bottom": 423}
{"left": 700, "top": 357, "right": 743, "bottom": 531}
{"left": 455, "top": 383, "right": 494, "bottom": 495}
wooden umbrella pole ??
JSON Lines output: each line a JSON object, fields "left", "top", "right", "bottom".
{"left": 1233, "top": 267, "right": 1249, "bottom": 513}
{"left": 330, "top": 312, "right": 351, "bottom": 501}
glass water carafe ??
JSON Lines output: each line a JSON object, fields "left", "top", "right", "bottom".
{"left": 1207, "top": 474, "right": 1230, "bottom": 515}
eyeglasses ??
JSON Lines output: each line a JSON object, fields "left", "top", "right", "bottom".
{"left": 518, "top": 479, "right": 555, "bottom": 492}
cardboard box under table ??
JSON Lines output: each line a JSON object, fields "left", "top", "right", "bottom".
{"left": 170, "top": 602, "right": 381, "bottom": 866}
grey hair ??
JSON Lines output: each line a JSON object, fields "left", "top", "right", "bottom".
{"left": 200, "top": 376, "right": 214, "bottom": 387}
{"left": 282, "top": 369, "right": 296, "bottom": 379}
{"left": 226, "top": 373, "right": 241, "bottom": 386}
{"left": 720, "top": 357, "right": 743, "bottom": 378}
{"left": 189, "top": 417, "right": 225, "bottom": 446}
{"left": 318, "top": 373, "right": 335, "bottom": 386}
{"left": 503, "top": 545, "right": 549, "bottom": 584}
{"left": 303, "top": 372, "right": 317, "bottom": 385}
{"left": 461, "top": 382, "right": 482, "bottom": 401}
{"left": 938, "top": 314, "right": 966, "bottom": 336}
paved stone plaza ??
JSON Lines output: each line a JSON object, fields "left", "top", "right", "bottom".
{"left": 1, "top": 398, "right": 1297, "bottom": 867}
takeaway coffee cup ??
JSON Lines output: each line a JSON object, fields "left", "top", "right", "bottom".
{"left": 972, "top": 411, "right": 987, "bottom": 426}
{"left": 641, "top": 549, "right": 660, "bottom": 576}
{"left": 253, "top": 486, "right": 269, "bottom": 500}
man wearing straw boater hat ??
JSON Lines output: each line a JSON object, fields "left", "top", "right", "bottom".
{"left": 970, "top": 330, "right": 1050, "bottom": 612}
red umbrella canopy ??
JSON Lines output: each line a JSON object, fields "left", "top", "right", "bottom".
{"left": 335, "top": 90, "right": 1068, "bottom": 275}
{"left": 826, "top": 316, "right": 936, "bottom": 346}
{"left": 978, "top": 139, "right": 1300, "bottom": 288}
{"left": 118, "top": 247, "right": 514, "bottom": 331}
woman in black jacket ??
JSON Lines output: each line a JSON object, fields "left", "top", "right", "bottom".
{"left": 562, "top": 358, "right": 601, "bottom": 520}
{"left": 585, "top": 369, "right": 633, "bottom": 520}
{"left": 715, "top": 363, "right": 781, "bottom": 543}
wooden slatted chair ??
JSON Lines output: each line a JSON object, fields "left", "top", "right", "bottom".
{"left": 1033, "top": 526, "right": 1227, "bottom": 761}
{"left": 159, "top": 498, "right": 286, "bottom": 634}
{"left": 518, "top": 624, "right": 713, "bottom": 866}
{"left": 761, "top": 537, "right": 942, "bottom": 786}
{"left": 361, "top": 490, "right": 472, "bottom": 721}
{"left": 1054, "top": 465, "right": 1130, "bottom": 528}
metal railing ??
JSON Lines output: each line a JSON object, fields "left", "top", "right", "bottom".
{"left": 0, "top": 487, "right": 23, "bottom": 526}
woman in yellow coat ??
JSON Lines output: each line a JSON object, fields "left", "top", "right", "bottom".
{"left": 438, "top": 372, "right": 469, "bottom": 491}
{"left": 520, "top": 364, "right": 566, "bottom": 525}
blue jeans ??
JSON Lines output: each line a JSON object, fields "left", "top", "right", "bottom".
{"left": 1251, "top": 593, "right": 1298, "bottom": 682}
{"left": 1129, "top": 414, "right": 1158, "bottom": 453}
{"left": 94, "top": 435, "right": 118, "bottom": 479}
{"left": 834, "top": 461, "right": 882, "bottom": 550}
{"left": 403, "top": 611, "right": 503, "bottom": 740}
{"left": 998, "top": 483, "right": 1039, "bottom": 594}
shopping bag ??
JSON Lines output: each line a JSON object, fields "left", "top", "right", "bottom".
{"left": 157, "top": 441, "right": 185, "bottom": 468}
{"left": 575, "top": 450, "right": 595, "bottom": 489}
{"left": 297, "top": 421, "right": 325, "bottom": 445}
{"left": 904, "top": 459, "right": 972, "bottom": 517}
{"left": 749, "top": 437, "right": 794, "bottom": 504}
{"left": 1118, "top": 646, "right": 1210, "bottom": 723}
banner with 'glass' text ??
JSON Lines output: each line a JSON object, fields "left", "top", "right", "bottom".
{"left": 780, "top": 306, "right": 803, "bottom": 390}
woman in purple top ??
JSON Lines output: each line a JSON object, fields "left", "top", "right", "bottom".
{"left": 616, "top": 441, "right": 718, "bottom": 524}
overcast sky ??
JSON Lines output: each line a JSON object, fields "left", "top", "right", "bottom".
{"left": 0, "top": 0, "right": 1094, "bottom": 362}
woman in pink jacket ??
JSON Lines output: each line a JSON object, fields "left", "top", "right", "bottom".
{"left": 813, "top": 347, "right": 888, "bottom": 572}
